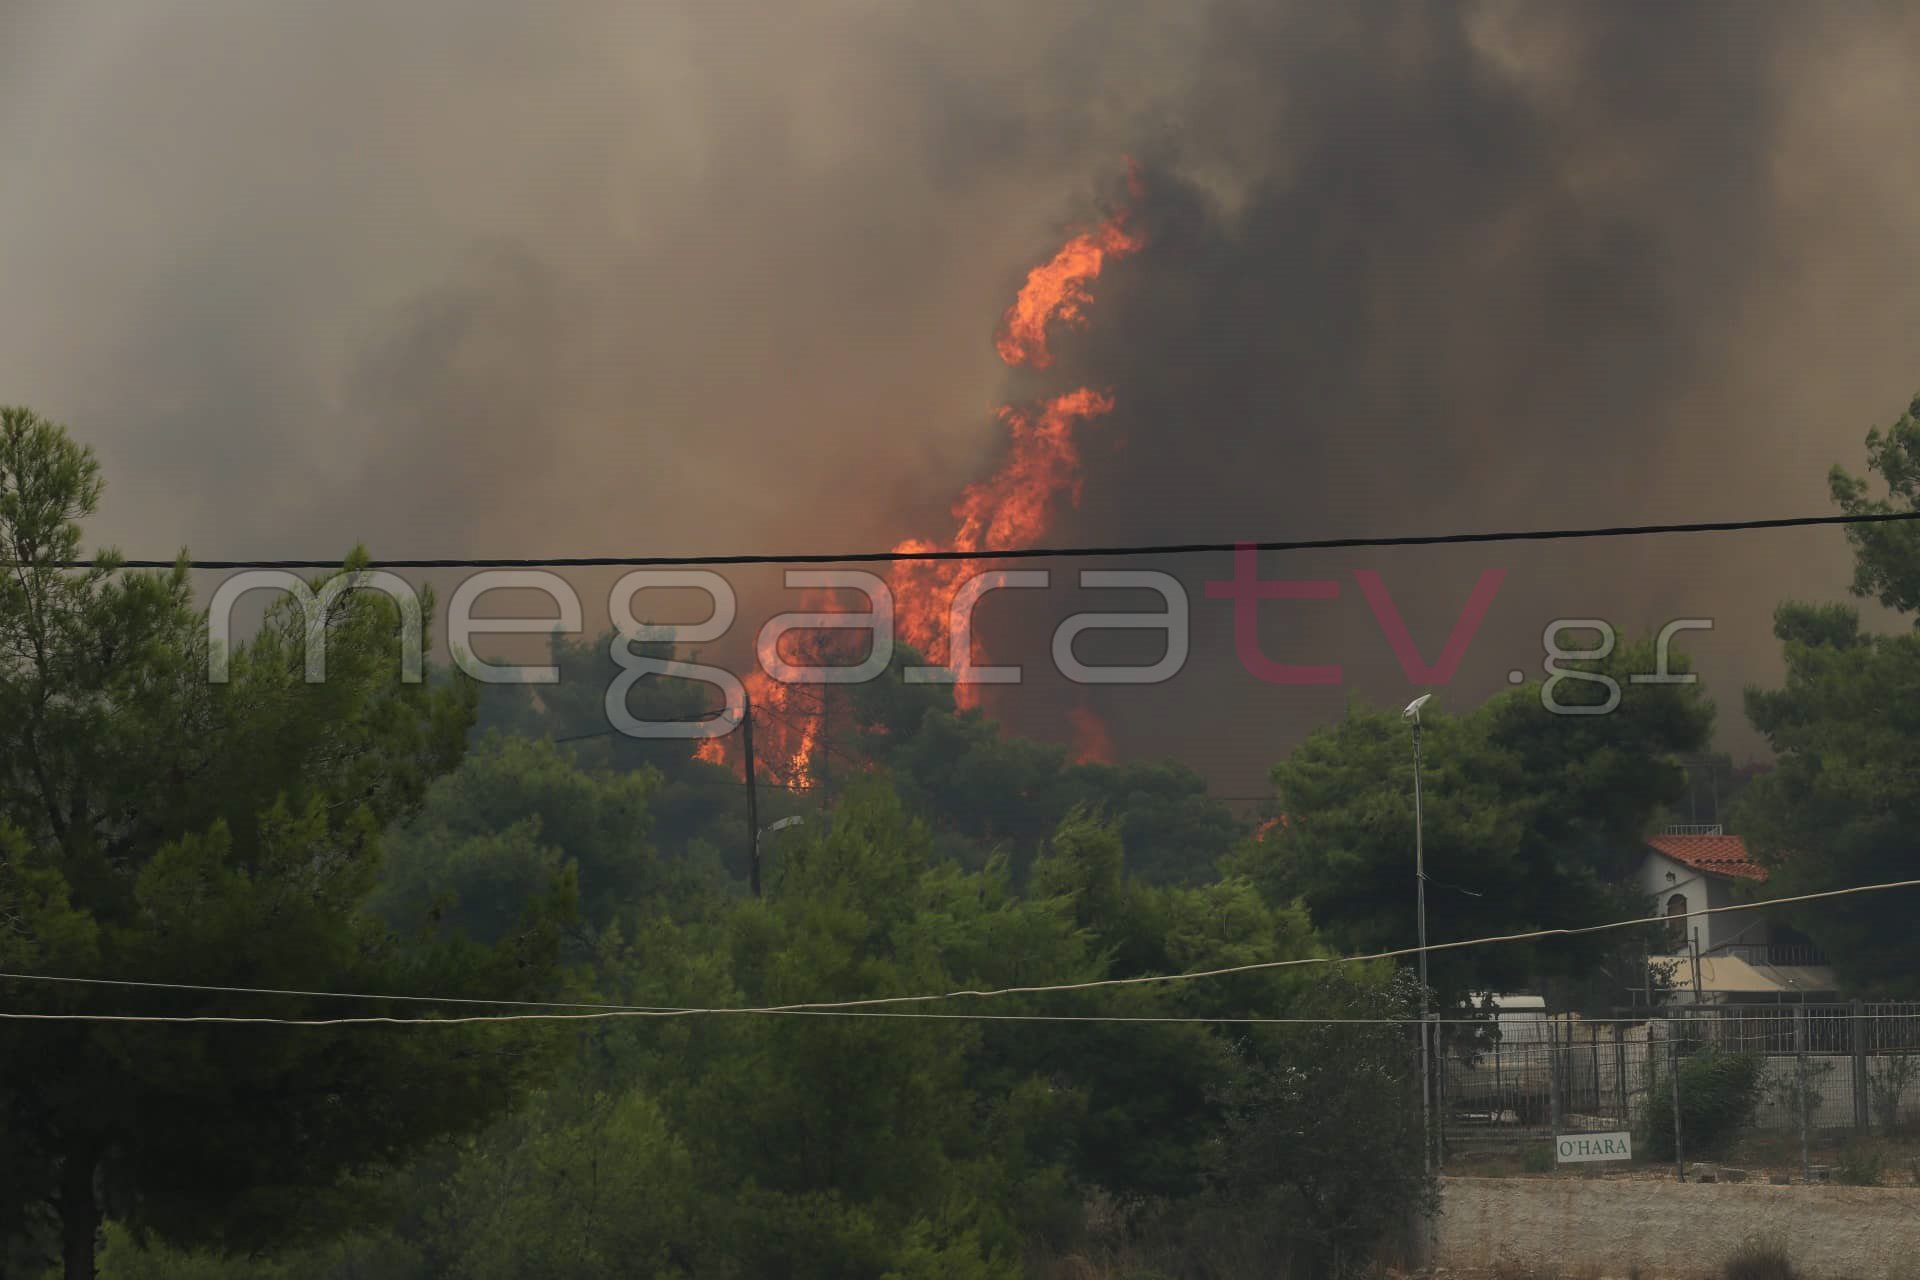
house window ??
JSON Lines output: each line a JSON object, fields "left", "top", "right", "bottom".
{"left": 1666, "top": 893, "right": 1688, "bottom": 952}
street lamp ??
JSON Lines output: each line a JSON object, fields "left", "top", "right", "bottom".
{"left": 1403, "top": 693, "right": 1433, "bottom": 1179}
{"left": 755, "top": 816, "right": 804, "bottom": 892}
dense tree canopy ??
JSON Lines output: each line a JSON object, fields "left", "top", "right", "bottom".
{"left": 0, "top": 408, "right": 566, "bottom": 1278}
{"left": 1738, "top": 392, "right": 1920, "bottom": 993}
{"left": 6, "top": 399, "right": 1810, "bottom": 1278}
{"left": 1238, "top": 640, "right": 1712, "bottom": 1009}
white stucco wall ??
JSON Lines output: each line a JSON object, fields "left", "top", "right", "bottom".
{"left": 1639, "top": 850, "right": 1755, "bottom": 956}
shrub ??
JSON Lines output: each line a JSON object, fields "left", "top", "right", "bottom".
{"left": 1836, "top": 1138, "right": 1887, "bottom": 1186}
{"left": 1762, "top": 1056, "right": 1833, "bottom": 1124}
{"left": 1642, "top": 1048, "right": 1765, "bottom": 1161}
{"left": 1207, "top": 971, "right": 1434, "bottom": 1277}
{"left": 1722, "top": 1235, "right": 1798, "bottom": 1280}
{"left": 1868, "top": 1054, "right": 1920, "bottom": 1134}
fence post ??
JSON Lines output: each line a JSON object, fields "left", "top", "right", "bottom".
{"left": 1851, "top": 999, "right": 1869, "bottom": 1133}
{"left": 1493, "top": 1029, "right": 1504, "bottom": 1127}
{"left": 1795, "top": 1006, "right": 1810, "bottom": 1183}
{"left": 1670, "top": 1019, "right": 1687, "bottom": 1182}
{"left": 1589, "top": 1023, "right": 1601, "bottom": 1113}
{"left": 1614, "top": 1021, "right": 1627, "bottom": 1126}
{"left": 1434, "top": 1016, "right": 1447, "bottom": 1169}
{"left": 1548, "top": 1016, "right": 1561, "bottom": 1146}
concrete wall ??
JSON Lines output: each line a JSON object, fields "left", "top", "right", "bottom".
{"left": 1436, "top": 1176, "right": 1920, "bottom": 1279}
{"left": 1754, "top": 1053, "right": 1862, "bottom": 1129}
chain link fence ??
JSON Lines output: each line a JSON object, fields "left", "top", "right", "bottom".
{"left": 1434, "top": 1003, "right": 1920, "bottom": 1183}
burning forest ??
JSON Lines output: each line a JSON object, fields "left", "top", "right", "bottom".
{"left": 702, "top": 166, "right": 1147, "bottom": 785}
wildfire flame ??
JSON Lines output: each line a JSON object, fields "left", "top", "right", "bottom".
{"left": 889, "top": 386, "right": 1116, "bottom": 697}
{"left": 1254, "top": 814, "right": 1290, "bottom": 844}
{"left": 995, "top": 193, "right": 1144, "bottom": 369}
{"left": 698, "top": 637, "right": 830, "bottom": 785}
{"left": 704, "top": 166, "right": 1144, "bottom": 784}
{"left": 1067, "top": 703, "right": 1116, "bottom": 765}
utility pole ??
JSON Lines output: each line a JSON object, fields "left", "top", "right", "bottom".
{"left": 1403, "top": 694, "right": 1433, "bottom": 1184}
{"left": 1414, "top": 716, "right": 1431, "bottom": 1167}
{"left": 1689, "top": 929, "right": 1705, "bottom": 1005}
{"left": 743, "top": 689, "right": 761, "bottom": 897}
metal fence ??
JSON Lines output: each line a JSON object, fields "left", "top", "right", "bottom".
{"left": 1435, "top": 1003, "right": 1920, "bottom": 1180}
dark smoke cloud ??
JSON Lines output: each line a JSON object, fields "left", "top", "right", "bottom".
{"left": 3, "top": 2, "right": 1919, "bottom": 788}
{"left": 989, "top": 3, "right": 1920, "bottom": 785}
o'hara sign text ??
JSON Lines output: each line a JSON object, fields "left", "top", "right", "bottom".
{"left": 1555, "top": 1132, "right": 1632, "bottom": 1164}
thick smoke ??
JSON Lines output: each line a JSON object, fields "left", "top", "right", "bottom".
{"left": 3, "top": 2, "right": 1919, "bottom": 788}
{"left": 1018, "top": 3, "right": 1920, "bottom": 782}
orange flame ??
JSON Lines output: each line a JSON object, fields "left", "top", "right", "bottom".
{"left": 695, "top": 633, "right": 837, "bottom": 788}
{"left": 746, "top": 669, "right": 821, "bottom": 786}
{"left": 995, "top": 202, "right": 1143, "bottom": 369}
{"left": 1067, "top": 704, "right": 1115, "bottom": 764}
{"left": 890, "top": 386, "right": 1116, "bottom": 695}
{"left": 706, "top": 165, "right": 1144, "bottom": 782}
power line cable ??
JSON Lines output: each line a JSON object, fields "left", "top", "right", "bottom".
{"left": 3, "top": 874, "right": 1913, "bottom": 1025}
{"left": 731, "top": 874, "right": 1920, "bottom": 1015}
{"left": 29, "top": 510, "right": 1920, "bottom": 571}
{"left": 4, "top": 1007, "right": 1914, "bottom": 1029}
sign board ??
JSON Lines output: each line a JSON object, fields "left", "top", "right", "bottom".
{"left": 1555, "top": 1132, "right": 1632, "bottom": 1164}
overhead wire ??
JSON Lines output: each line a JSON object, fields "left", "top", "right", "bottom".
{"left": 24, "top": 509, "right": 1920, "bottom": 571}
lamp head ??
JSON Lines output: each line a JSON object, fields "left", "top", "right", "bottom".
{"left": 1403, "top": 693, "right": 1433, "bottom": 723}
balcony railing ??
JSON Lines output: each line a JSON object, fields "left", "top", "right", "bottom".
{"left": 1714, "top": 942, "right": 1828, "bottom": 967}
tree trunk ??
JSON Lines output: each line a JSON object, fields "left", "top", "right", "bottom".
{"left": 59, "top": 1146, "right": 99, "bottom": 1280}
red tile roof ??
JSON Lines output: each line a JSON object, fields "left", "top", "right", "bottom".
{"left": 1647, "top": 834, "right": 1768, "bottom": 883}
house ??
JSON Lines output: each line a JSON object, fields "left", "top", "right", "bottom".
{"left": 1639, "top": 827, "right": 1768, "bottom": 955}
{"left": 1635, "top": 825, "right": 1838, "bottom": 1002}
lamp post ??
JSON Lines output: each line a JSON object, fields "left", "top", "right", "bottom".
{"left": 756, "top": 816, "right": 805, "bottom": 888}
{"left": 1403, "top": 693, "right": 1433, "bottom": 1180}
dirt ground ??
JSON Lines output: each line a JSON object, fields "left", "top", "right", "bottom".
{"left": 1430, "top": 1174, "right": 1920, "bottom": 1280}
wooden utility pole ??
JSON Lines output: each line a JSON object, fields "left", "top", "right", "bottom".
{"left": 1689, "top": 929, "right": 1705, "bottom": 1005}
{"left": 743, "top": 689, "right": 761, "bottom": 897}
{"left": 817, "top": 684, "right": 831, "bottom": 805}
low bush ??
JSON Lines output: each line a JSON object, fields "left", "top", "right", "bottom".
{"left": 1868, "top": 1054, "right": 1920, "bottom": 1134}
{"left": 1836, "top": 1137, "right": 1887, "bottom": 1186}
{"left": 1722, "top": 1234, "right": 1798, "bottom": 1280}
{"left": 1642, "top": 1048, "right": 1765, "bottom": 1161}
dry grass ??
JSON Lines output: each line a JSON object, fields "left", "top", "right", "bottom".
{"left": 1485, "top": 1261, "right": 1611, "bottom": 1280}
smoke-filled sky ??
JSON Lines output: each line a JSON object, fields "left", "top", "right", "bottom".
{"left": 4, "top": 1, "right": 1919, "bottom": 790}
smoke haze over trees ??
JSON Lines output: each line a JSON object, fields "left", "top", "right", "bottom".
{"left": 6, "top": 3, "right": 1920, "bottom": 783}
{"left": 8, "top": 2, "right": 1920, "bottom": 1273}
